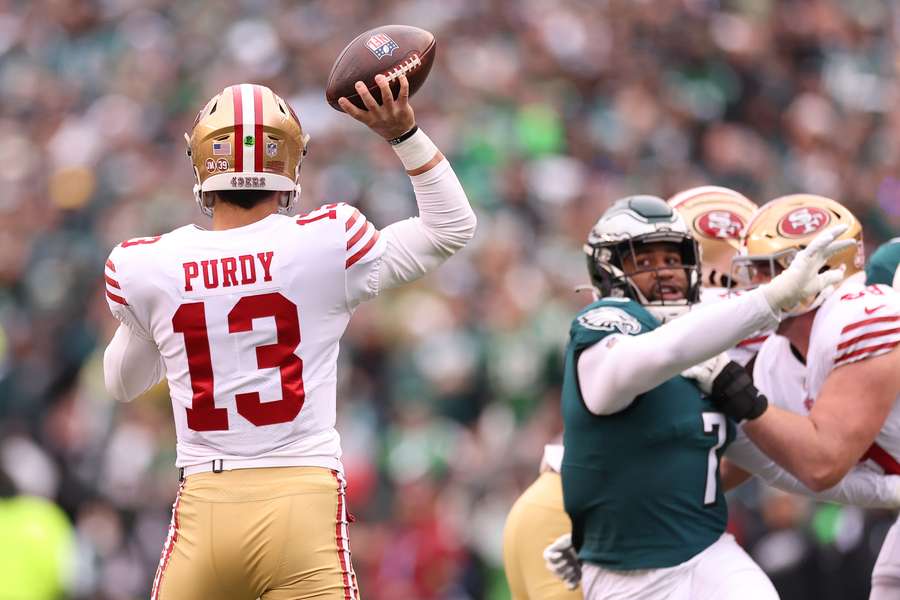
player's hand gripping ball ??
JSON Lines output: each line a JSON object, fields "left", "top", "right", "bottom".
{"left": 326, "top": 25, "right": 436, "bottom": 112}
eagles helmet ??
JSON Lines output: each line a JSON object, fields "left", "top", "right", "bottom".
{"left": 186, "top": 84, "right": 310, "bottom": 217}
{"left": 733, "top": 193, "right": 863, "bottom": 316}
{"left": 584, "top": 195, "right": 701, "bottom": 323}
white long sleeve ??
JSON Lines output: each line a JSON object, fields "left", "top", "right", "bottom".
{"left": 103, "top": 323, "right": 166, "bottom": 402}
{"left": 376, "top": 158, "right": 475, "bottom": 292}
{"left": 343, "top": 129, "right": 475, "bottom": 305}
{"left": 726, "top": 428, "right": 900, "bottom": 508}
{"left": 578, "top": 290, "right": 779, "bottom": 415}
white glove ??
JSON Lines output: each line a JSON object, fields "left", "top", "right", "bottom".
{"left": 760, "top": 224, "right": 854, "bottom": 313}
{"left": 543, "top": 532, "right": 581, "bottom": 590}
{"left": 681, "top": 352, "right": 732, "bottom": 394}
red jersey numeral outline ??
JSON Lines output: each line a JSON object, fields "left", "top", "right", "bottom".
{"left": 172, "top": 292, "right": 305, "bottom": 431}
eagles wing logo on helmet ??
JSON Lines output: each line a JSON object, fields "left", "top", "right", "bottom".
{"left": 695, "top": 210, "right": 745, "bottom": 239}
{"left": 777, "top": 207, "right": 830, "bottom": 237}
{"left": 578, "top": 307, "right": 642, "bottom": 334}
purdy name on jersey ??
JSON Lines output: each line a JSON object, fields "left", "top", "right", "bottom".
{"left": 104, "top": 203, "right": 385, "bottom": 471}
{"left": 182, "top": 251, "right": 275, "bottom": 292}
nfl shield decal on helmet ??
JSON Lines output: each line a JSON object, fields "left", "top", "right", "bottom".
{"left": 578, "top": 307, "right": 642, "bottom": 334}
{"left": 777, "top": 206, "right": 830, "bottom": 237}
{"left": 266, "top": 141, "right": 278, "bottom": 157}
{"left": 366, "top": 33, "right": 399, "bottom": 59}
{"left": 695, "top": 210, "right": 745, "bottom": 239}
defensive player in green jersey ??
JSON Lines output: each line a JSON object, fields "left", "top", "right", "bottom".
{"left": 866, "top": 238, "right": 900, "bottom": 288}
{"left": 561, "top": 195, "right": 853, "bottom": 599}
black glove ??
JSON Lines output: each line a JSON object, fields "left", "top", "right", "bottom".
{"left": 709, "top": 361, "right": 768, "bottom": 422}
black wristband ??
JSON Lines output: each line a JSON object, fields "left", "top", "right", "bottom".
{"left": 710, "top": 361, "right": 769, "bottom": 422}
{"left": 388, "top": 125, "right": 418, "bottom": 145}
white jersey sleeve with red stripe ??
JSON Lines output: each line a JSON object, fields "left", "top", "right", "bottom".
{"left": 105, "top": 240, "right": 157, "bottom": 339}
{"left": 809, "top": 279, "right": 900, "bottom": 382}
{"left": 322, "top": 203, "right": 387, "bottom": 306}
{"left": 806, "top": 277, "right": 900, "bottom": 474}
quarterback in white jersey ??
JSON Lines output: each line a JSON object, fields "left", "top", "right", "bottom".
{"left": 724, "top": 194, "right": 900, "bottom": 600}
{"left": 103, "top": 77, "right": 475, "bottom": 600}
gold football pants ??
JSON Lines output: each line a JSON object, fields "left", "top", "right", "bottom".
{"left": 502, "top": 471, "right": 582, "bottom": 600}
{"left": 152, "top": 466, "right": 359, "bottom": 600}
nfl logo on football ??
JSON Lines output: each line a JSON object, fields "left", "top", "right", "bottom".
{"left": 365, "top": 33, "right": 399, "bottom": 59}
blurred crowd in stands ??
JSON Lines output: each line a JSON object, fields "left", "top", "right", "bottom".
{"left": 1, "top": 0, "right": 899, "bottom": 598}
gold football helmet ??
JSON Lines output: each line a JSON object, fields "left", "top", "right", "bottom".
{"left": 186, "top": 84, "right": 310, "bottom": 216}
{"left": 734, "top": 194, "right": 864, "bottom": 315}
{"left": 667, "top": 186, "right": 757, "bottom": 288}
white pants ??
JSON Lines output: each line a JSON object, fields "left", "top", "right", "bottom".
{"left": 581, "top": 534, "right": 779, "bottom": 600}
{"left": 871, "top": 515, "right": 900, "bottom": 600}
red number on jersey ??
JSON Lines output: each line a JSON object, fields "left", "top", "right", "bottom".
{"left": 228, "top": 293, "right": 305, "bottom": 426}
{"left": 296, "top": 208, "right": 337, "bottom": 226}
{"left": 172, "top": 292, "right": 305, "bottom": 431}
{"left": 172, "top": 303, "right": 229, "bottom": 431}
{"left": 121, "top": 235, "right": 163, "bottom": 248}
{"left": 841, "top": 285, "right": 886, "bottom": 301}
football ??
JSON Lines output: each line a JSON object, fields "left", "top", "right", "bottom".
{"left": 325, "top": 25, "right": 436, "bottom": 112}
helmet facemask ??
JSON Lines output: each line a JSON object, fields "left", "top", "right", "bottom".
{"left": 732, "top": 194, "right": 863, "bottom": 317}
{"left": 586, "top": 231, "right": 702, "bottom": 324}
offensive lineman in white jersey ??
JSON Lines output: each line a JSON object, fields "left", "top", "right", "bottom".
{"left": 694, "top": 194, "right": 900, "bottom": 600}
{"left": 102, "top": 76, "right": 476, "bottom": 600}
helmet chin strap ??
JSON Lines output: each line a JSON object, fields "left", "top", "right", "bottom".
{"left": 192, "top": 167, "right": 215, "bottom": 218}
{"left": 277, "top": 184, "right": 302, "bottom": 215}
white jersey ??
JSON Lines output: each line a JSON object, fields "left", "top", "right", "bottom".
{"left": 752, "top": 335, "right": 807, "bottom": 414}
{"left": 699, "top": 287, "right": 771, "bottom": 366}
{"left": 754, "top": 277, "right": 900, "bottom": 474}
{"left": 104, "top": 203, "right": 385, "bottom": 471}
{"left": 542, "top": 444, "right": 563, "bottom": 473}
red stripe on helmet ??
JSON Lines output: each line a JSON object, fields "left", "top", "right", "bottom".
{"left": 232, "top": 85, "right": 244, "bottom": 172}
{"left": 254, "top": 85, "right": 264, "bottom": 172}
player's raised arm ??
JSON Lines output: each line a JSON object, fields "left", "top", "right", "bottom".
{"left": 576, "top": 198, "right": 849, "bottom": 415}
{"left": 339, "top": 74, "right": 476, "bottom": 301}
{"left": 725, "top": 429, "right": 900, "bottom": 508}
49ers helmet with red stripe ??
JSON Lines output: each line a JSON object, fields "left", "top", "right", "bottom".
{"left": 186, "top": 84, "right": 310, "bottom": 216}
{"left": 667, "top": 186, "right": 758, "bottom": 288}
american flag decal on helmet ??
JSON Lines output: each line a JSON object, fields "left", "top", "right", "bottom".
{"left": 365, "top": 33, "right": 399, "bottom": 59}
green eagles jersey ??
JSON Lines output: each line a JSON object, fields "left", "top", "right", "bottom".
{"left": 866, "top": 239, "right": 900, "bottom": 287}
{"left": 561, "top": 298, "right": 735, "bottom": 570}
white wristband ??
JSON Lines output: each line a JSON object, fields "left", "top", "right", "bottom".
{"left": 392, "top": 128, "right": 439, "bottom": 171}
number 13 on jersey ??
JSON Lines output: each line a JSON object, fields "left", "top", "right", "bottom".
{"left": 172, "top": 292, "right": 305, "bottom": 431}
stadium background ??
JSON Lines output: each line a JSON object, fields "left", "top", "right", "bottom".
{"left": 1, "top": 0, "right": 899, "bottom": 598}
